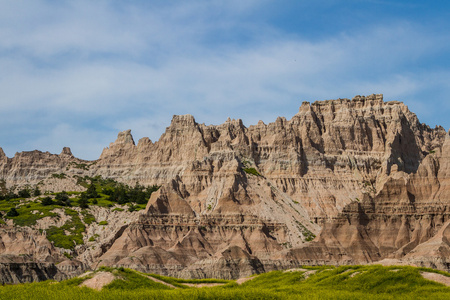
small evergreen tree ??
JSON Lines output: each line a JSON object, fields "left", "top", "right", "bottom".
{"left": 18, "top": 189, "right": 31, "bottom": 198}
{"left": 55, "top": 191, "right": 70, "bottom": 206}
{"left": 79, "top": 193, "right": 89, "bottom": 209}
{"left": 33, "top": 186, "right": 41, "bottom": 197}
{"left": 6, "top": 207, "right": 19, "bottom": 217}
{"left": 86, "top": 183, "right": 98, "bottom": 199}
{"left": 41, "top": 196, "right": 53, "bottom": 206}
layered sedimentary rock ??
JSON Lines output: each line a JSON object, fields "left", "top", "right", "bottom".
{"left": 0, "top": 94, "right": 449, "bottom": 280}
{"left": 0, "top": 227, "right": 86, "bottom": 283}
{"left": 287, "top": 129, "right": 450, "bottom": 270}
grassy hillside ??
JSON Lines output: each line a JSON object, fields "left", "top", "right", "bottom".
{"left": 1, "top": 265, "right": 450, "bottom": 299}
{"left": 0, "top": 176, "right": 159, "bottom": 250}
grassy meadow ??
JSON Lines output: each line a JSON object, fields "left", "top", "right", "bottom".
{"left": 1, "top": 265, "right": 450, "bottom": 299}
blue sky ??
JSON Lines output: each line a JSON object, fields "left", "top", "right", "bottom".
{"left": 1, "top": 0, "right": 449, "bottom": 160}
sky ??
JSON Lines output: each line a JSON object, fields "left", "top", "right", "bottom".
{"left": 0, "top": 0, "right": 449, "bottom": 160}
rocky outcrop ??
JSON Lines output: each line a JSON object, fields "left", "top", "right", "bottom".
{"left": 0, "top": 94, "right": 448, "bottom": 280}
{"left": 0, "top": 147, "right": 89, "bottom": 192}
{"left": 91, "top": 94, "right": 445, "bottom": 222}
{"left": 0, "top": 227, "right": 88, "bottom": 283}
{"left": 288, "top": 129, "right": 450, "bottom": 271}
{"left": 0, "top": 227, "right": 62, "bottom": 263}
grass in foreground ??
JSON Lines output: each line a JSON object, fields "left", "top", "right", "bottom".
{"left": 1, "top": 265, "right": 450, "bottom": 299}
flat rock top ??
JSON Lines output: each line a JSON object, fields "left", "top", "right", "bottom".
{"left": 80, "top": 271, "right": 116, "bottom": 290}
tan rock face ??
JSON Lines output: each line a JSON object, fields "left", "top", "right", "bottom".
{"left": 0, "top": 227, "right": 61, "bottom": 262}
{"left": 291, "top": 130, "right": 450, "bottom": 270}
{"left": 0, "top": 94, "right": 448, "bottom": 279}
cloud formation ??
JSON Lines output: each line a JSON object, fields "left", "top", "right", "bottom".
{"left": 0, "top": 0, "right": 449, "bottom": 159}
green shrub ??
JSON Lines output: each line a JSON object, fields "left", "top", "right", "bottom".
{"left": 18, "top": 189, "right": 31, "bottom": 198}
{"left": 6, "top": 207, "right": 19, "bottom": 217}
{"left": 7, "top": 202, "right": 58, "bottom": 226}
{"left": 51, "top": 173, "right": 66, "bottom": 179}
{"left": 81, "top": 211, "right": 95, "bottom": 224}
{"left": 243, "top": 167, "right": 262, "bottom": 177}
{"left": 46, "top": 209, "right": 85, "bottom": 249}
{"left": 99, "top": 221, "right": 108, "bottom": 226}
{"left": 33, "top": 187, "right": 41, "bottom": 197}
{"left": 41, "top": 196, "right": 54, "bottom": 206}
{"left": 78, "top": 193, "right": 89, "bottom": 209}
{"left": 55, "top": 191, "right": 71, "bottom": 206}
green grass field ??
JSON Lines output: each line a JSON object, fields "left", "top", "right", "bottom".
{"left": 1, "top": 265, "right": 450, "bottom": 299}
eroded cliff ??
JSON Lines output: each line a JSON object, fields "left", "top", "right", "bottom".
{"left": 0, "top": 94, "right": 448, "bottom": 281}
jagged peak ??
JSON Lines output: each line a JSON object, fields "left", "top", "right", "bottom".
{"left": 224, "top": 117, "right": 244, "bottom": 128}
{"left": 298, "top": 101, "right": 312, "bottom": 113}
{"left": 0, "top": 147, "right": 5, "bottom": 159}
{"left": 275, "top": 116, "right": 287, "bottom": 125}
{"left": 137, "top": 137, "right": 152, "bottom": 147}
{"left": 60, "top": 147, "right": 73, "bottom": 156}
{"left": 115, "top": 129, "right": 135, "bottom": 145}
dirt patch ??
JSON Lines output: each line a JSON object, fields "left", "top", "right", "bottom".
{"left": 236, "top": 276, "right": 256, "bottom": 285}
{"left": 80, "top": 271, "right": 116, "bottom": 290}
{"left": 78, "top": 271, "right": 94, "bottom": 278}
{"left": 147, "top": 275, "right": 177, "bottom": 289}
{"left": 284, "top": 268, "right": 309, "bottom": 273}
{"left": 302, "top": 270, "right": 317, "bottom": 279}
{"left": 283, "top": 268, "right": 317, "bottom": 280}
{"left": 184, "top": 283, "right": 226, "bottom": 288}
{"left": 421, "top": 272, "right": 450, "bottom": 286}
{"left": 350, "top": 271, "right": 366, "bottom": 278}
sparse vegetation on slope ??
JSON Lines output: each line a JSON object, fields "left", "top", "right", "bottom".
{"left": 0, "top": 176, "right": 159, "bottom": 251}
{"left": 74, "top": 175, "right": 159, "bottom": 209}
{"left": 46, "top": 208, "right": 85, "bottom": 249}
{"left": 243, "top": 167, "right": 262, "bottom": 177}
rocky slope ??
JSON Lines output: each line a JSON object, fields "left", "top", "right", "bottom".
{"left": 0, "top": 94, "right": 449, "bottom": 281}
{"left": 287, "top": 129, "right": 450, "bottom": 269}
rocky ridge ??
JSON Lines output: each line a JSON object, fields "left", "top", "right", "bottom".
{"left": 0, "top": 94, "right": 449, "bottom": 282}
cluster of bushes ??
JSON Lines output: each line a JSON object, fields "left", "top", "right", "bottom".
{"left": 0, "top": 186, "right": 41, "bottom": 200}
{"left": 41, "top": 191, "right": 71, "bottom": 207}
{"left": 40, "top": 176, "right": 159, "bottom": 208}
{"left": 6, "top": 207, "right": 19, "bottom": 217}
{"left": 102, "top": 183, "right": 159, "bottom": 205}
{"left": 46, "top": 208, "right": 85, "bottom": 249}
{"left": 0, "top": 175, "right": 159, "bottom": 212}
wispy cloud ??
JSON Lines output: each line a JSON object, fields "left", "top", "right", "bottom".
{"left": 0, "top": 0, "right": 449, "bottom": 159}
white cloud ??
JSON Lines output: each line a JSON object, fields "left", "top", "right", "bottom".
{"left": 24, "top": 123, "right": 115, "bottom": 160}
{"left": 0, "top": 1, "right": 449, "bottom": 159}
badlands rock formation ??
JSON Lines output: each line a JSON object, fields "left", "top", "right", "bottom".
{"left": 0, "top": 94, "right": 449, "bottom": 281}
